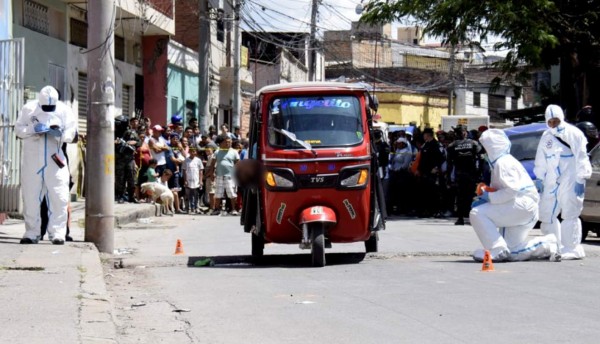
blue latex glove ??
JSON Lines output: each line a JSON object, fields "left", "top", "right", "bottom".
{"left": 47, "top": 127, "right": 62, "bottom": 137}
{"left": 480, "top": 191, "right": 491, "bottom": 202}
{"left": 534, "top": 179, "right": 544, "bottom": 193}
{"left": 34, "top": 123, "right": 49, "bottom": 133}
{"left": 574, "top": 182, "right": 585, "bottom": 197}
{"left": 471, "top": 197, "right": 488, "bottom": 208}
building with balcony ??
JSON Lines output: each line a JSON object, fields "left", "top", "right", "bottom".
{"left": 1, "top": 0, "right": 174, "bottom": 204}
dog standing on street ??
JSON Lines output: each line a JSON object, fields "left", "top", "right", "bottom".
{"left": 141, "top": 182, "right": 175, "bottom": 216}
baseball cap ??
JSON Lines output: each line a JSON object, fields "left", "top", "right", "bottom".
{"left": 152, "top": 124, "right": 164, "bottom": 132}
{"left": 38, "top": 86, "right": 59, "bottom": 107}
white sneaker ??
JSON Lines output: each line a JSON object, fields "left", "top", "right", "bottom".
{"left": 229, "top": 210, "right": 239, "bottom": 216}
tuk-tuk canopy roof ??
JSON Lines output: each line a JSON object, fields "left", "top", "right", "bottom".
{"left": 256, "top": 82, "right": 370, "bottom": 96}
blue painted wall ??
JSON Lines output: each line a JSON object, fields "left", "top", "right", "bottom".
{"left": 167, "top": 64, "right": 199, "bottom": 126}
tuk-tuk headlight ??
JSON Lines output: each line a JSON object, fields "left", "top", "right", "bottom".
{"left": 339, "top": 168, "right": 369, "bottom": 188}
{"left": 265, "top": 169, "right": 296, "bottom": 190}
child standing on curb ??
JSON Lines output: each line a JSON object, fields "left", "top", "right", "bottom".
{"left": 182, "top": 148, "right": 204, "bottom": 214}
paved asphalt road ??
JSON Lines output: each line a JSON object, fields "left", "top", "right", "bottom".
{"left": 106, "top": 214, "right": 600, "bottom": 344}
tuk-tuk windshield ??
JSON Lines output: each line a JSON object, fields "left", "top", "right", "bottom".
{"left": 268, "top": 95, "right": 364, "bottom": 148}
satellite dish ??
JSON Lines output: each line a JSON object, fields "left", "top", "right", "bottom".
{"left": 355, "top": 3, "right": 363, "bottom": 15}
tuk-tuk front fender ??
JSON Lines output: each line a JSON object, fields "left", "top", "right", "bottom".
{"left": 299, "top": 206, "right": 337, "bottom": 225}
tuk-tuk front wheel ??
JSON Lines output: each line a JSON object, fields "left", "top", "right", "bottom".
{"left": 310, "top": 225, "right": 326, "bottom": 267}
{"left": 365, "top": 232, "right": 378, "bottom": 253}
{"left": 252, "top": 233, "right": 264, "bottom": 258}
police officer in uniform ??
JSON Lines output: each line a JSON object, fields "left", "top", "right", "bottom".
{"left": 416, "top": 128, "right": 445, "bottom": 217}
{"left": 447, "top": 125, "right": 482, "bottom": 225}
{"left": 115, "top": 116, "right": 140, "bottom": 203}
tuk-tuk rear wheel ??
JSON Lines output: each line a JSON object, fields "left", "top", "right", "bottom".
{"left": 252, "top": 234, "right": 264, "bottom": 258}
{"left": 311, "top": 225, "right": 326, "bottom": 267}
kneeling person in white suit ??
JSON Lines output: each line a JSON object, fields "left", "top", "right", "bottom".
{"left": 470, "top": 129, "right": 558, "bottom": 262}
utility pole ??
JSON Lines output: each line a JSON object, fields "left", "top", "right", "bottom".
{"left": 85, "top": 0, "right": 115, "bottom": 253}
{"left": 308, "top": 0, "right": 319, "bottom": 81}
{"left": 232, "top": 0, "right": 241, "bottom": 128}
{"left": 447, "top": 43, "right": 456, "bottom": 115}
{"left": 199, "top": 0, "right": 211, "bottom": 133}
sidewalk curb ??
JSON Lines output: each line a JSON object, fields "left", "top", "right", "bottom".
{"left": 79, "top": 245, "right": 118, "bottom": 344}
{"left": 114, "top": 206, "right": 156, "bottom": 227}
{"left": 8, "top": 203, "right": 157, "bottom": 228}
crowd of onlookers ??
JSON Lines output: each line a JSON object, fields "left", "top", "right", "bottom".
{"left": 114, "top": 115, "right": 248, "bottom": 216}
{"left": 376, "top": 125, "right": 491, "bottom": 225}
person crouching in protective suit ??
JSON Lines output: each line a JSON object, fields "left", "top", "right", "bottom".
{"left": 470, "top": 129, "right": 558, "bottom": 262}
{"left": 534, "top": 105, "right": 592, "bottom": 260}
{"left": 15, "top": 86, "right": 77, "bottom": 245}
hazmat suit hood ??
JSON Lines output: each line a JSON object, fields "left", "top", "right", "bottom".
{"left": 545, "top": 104, "right": 566, "bottom": 137}
{"left": 479, "top": 129, "right": 511, "bottom": 163}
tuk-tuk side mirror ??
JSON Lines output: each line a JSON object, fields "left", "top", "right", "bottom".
{"left": 369, "top": 95, "right": 379, "bottom": 112}
{"left": 250, "top": 98, "right": 259, "bottom": 119}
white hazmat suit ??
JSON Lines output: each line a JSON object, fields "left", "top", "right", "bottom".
{"left": 470, "top": 129, "right": 557, "bottom": 262}
{"left": 534, "top": 105, "right": 592, "bottom": 260}
{"left": 15, "top": 86, "right": 77, "bottom": 243}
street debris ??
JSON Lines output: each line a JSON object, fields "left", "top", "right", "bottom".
{"left": 173, "top": 308, "right": 191, "bottom": 313}
{"left": 193, "top": 258, "right": 214, "bottom": 267}
{"left": 137, "top": 218, "right": 153, "bottom": 224}
{"left": 0, "top": 266, "right": 45, "bottom": 271}
{"left": 294, "top": 301, "right": 316, "bottom": 305}
{"left": 131, "top": 302, "right": 146, "bottom": 308}
{"left": 114, "top": 260, "right": 124, "bottom": 269}
{"left": 114, "top": 248, "right": 134, "bottom": 255}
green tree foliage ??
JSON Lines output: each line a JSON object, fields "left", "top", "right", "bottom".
{"left": 360, "top": 0, "right": 600, "bottom": 117}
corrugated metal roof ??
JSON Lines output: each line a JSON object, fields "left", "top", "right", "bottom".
{"left": 391, "top": 42, "right": 467, "bottom": 60}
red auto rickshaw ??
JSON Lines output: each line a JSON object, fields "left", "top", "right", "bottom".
{"left": 239, "top": 82, "right": 387, "bottom": 267}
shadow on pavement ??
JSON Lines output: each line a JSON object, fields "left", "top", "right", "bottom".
{"left": 187, "top": 252, "right": 366, "bottom": 268}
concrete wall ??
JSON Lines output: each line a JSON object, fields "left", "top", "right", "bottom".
{"left": 352, "top": 41, "right": 392, "bottom": 69}
{"left": 279, "top": 50, "right": 308, "bottom": 84}
{"left": 13, "top": 25, "right": 67, "bottom": 95}
{"left": 465, "top": 90, "right": 489, "bottom": 116}
{"left": 375, "top": 92, "right": 448, "bottom": 129}
{"left": 143, "top": 35, "right": 169, "bottom": 125}
{"left": 405, "top": 55, "right": 450, "bottom": 73}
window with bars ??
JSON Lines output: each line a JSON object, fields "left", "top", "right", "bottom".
{"left": 23, "top": 0, "right": 49, "bottom": 35}
{"left": 122, "top": 85, "right": 131, "bottom": 117}
{"left": 70, "top": 18, "right": 88, "bottom": 48}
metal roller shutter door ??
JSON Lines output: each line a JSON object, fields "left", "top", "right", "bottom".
{"left": 78, "top": 73, "right": 87, "bottom": 135}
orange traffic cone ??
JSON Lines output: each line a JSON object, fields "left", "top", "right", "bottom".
{"left": 481, "top": 250, "right": 494, "bottom": 272}
{"left": 174, "top": 239, "right": 185, "bottom": 255}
